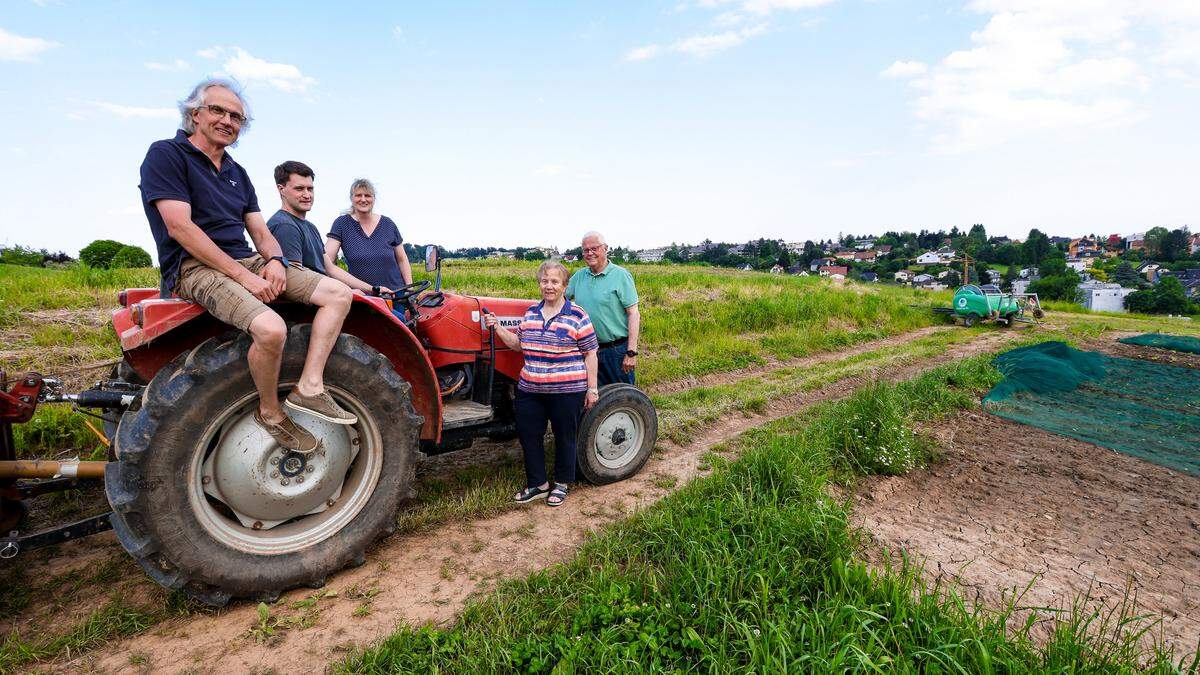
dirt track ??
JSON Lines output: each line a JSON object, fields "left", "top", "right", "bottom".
{"left": 29, "top": 326, "right": 1025, "bottom": 673}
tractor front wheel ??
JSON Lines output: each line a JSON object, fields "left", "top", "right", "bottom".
{"left": 576, "top": 384, "right": 657, "bottom": 485}
{"left": 105, "top": 326, "right": 421, "bottom": 605}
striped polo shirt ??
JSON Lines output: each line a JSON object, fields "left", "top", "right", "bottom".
{"left": 517, "top": 299, "right": 599, "bottom": 394}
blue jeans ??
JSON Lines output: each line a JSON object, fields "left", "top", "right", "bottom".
{"left": 515, "top": 389, "right": 585, "bottom": 487}
{"left": 597, "top": 341, "right": 635, "bottom": 387}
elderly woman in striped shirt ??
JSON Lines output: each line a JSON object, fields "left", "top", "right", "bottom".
{"left": 485, "top": 260, "right": 599, "bottom": 507}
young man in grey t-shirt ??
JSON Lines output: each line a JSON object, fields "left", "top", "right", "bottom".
{"left": 267, "top": 161, "right": 387, "bottom": 294}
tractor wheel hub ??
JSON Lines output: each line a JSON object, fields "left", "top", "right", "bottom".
{"left": 201, "top": 411, "right": 357, "bottom": 529}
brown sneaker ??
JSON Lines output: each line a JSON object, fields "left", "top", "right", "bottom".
{"left": 284, "top": 389, "right": 358, "bottom": 425}
{"left": 253, "top": 410, "right": 321, "bottom": 456}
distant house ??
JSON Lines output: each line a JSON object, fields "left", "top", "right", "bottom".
{"left": 810, "top": 257, "right": 831, "bottom": 272}
{"left": 990, "top": 236, "right": 1012, "bottom": 245}
{"left": 1011, "top": 279, "right": 1032, "bottom": 295}
{"left": 488, "top": 251, "right": 517, "bottom": 259}
{"left": 1068, "top": 237, "right": 1100, "bottom": 258}
{"left": 853, "top": 239, "right": 876, "bottom": 251}
{"left": 1157, "top": 269, "right": 1200, "bottom": 298}
{"left": 818, "top": 265, "right": 849, "bottom": 277}
{"left": 854, "top": 250, "right": 877, "bottom": 262}
{"left": 1137, "top": 262, "right": 1162, "bottom": 281}
{"left": 741, "top": 264, "right": 754, "bottom": 271}
{"left": 912, "top": 273, "right": 934, "bottom": 284}
{"left": 894, "top": 269, "right": 914, "bottom": 283}
{"left": 1077, "top": 281, "right": 1135, "bottom": 313}
{"left": 1126, "top": 233, "right": 1146, "bottom": 251}
{"left": 1191, "top": 233, "right": 1200, "bottom": 255}
{"left": 936, "top": 269, "right": 951, "bottom": 279}
{"left": 1049, "top": 236, "right": 1071, "bottom": 246}
{"left": 1066, "top": 259, "right": 1089, "bottom": 273}
{"left": 1105, "top": 234, "right": 1124, "bottom": 252}
{"left": 770, "top": 264, "right": 784, "bottom": 274}
{"left": 860, "top": 271, "right": 878, "bottom": 282}
{"left": 728, "top": 244, "right": 747, "bottom": 256}
{"left": 834, "top": 250, "right": 857, "bottom": 261}
{"left": 916, "top": 252, "right": 942, "bottom": 265}
{"left": 874, "top": 244, "right": 893, "bottom": 254}
{"left": 785, "top": 242, "right": 807, "bottom": 255}
{"left": 637, "top": 247, "right": 669, "bottom": 262}
{"left": 1019, "top": 267, "right": 1038, "bottom": 279}
{"left": 985, "top": 269, "right": 1002, "bottom": 283}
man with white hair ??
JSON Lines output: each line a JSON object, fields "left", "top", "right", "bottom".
{"left": 138, "top": 78, "right": 356, "bottom": 456}
{"left": 567, "top": 231, "right": 641, "bottom": 386}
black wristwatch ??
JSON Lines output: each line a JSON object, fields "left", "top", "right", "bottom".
{"left": 267, "top": 255, "right": 288, "bottom": 268}
{"left": 371, "top": 285, "right": 380, "bottom": 296}
{"left": 625, "top": 349, "right": 638, "bottom": 357}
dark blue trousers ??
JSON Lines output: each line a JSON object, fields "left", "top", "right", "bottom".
{"left": 515, "top": 389, "right": 585, "bottom": 487}
{"left": 597, "top": 341, "right": 636, "bottom": 386}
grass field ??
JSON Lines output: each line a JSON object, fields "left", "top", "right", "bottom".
{"left": 2, "top": 260, "right": 1198, "bottom": 671}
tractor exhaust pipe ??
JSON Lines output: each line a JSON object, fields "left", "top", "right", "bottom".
{"left": 0, "top": 460, "right": 107, "bottom": 479}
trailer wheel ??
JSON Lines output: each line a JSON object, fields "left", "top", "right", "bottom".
{"left": 105, "top": 325, "right": 421, "bottom": 606}
{"left": 577, "top": 384, "right": 657, "bottom": 485}
{"left": 962, "top": 314, "right": 978, "bottom": 327}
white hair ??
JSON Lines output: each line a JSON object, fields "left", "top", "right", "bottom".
{"left": 178, "top": 77, "right": 252, "bottom": 135}
{"left": 581, "top": 230, "right": 607, "bottom": 246}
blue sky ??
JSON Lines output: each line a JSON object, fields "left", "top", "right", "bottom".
{"left": 2, "top": 1, "right": 1198, "bottom": 257}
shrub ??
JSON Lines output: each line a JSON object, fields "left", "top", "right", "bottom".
{"left": 109, "top": 245, "right": 153, "bottom": 269}
{"left": 0, "top": 246, "right": 46, "bottom": 267}
{"left": 79, "top": 239, "right": 126, "bottom": 269}
{"left": 1028, "top": 270, "right": 1081, "bottom": 301}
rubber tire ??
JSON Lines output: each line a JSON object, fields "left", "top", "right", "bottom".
{"left": 962, "top": 314, "right": 978, "bottom": 327}
{"left": 104, "top": 325, "right": 422, "bottom": 606}
{"left": 576, "top": 384, "right": 657, "bottom": 485}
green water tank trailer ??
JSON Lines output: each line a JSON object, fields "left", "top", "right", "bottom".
{"left": 952, "top": 284, "right": 1021, "bottom": 326}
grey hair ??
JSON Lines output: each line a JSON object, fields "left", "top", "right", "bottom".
{"left": 581, "top": 230, "right": 607, "bottom": 246}
{"left": 178, "top": 77, "right": 252, "bottom": 135}
{"left": 536, "top": 260, "right": 570, "bottom": 283}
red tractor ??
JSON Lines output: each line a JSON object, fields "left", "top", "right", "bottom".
{"left": 0, "top": 248, "right": 657, "bottom": 605}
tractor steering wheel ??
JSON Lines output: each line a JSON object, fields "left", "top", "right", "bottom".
{"left": 380, "top": 280, "right": 431, "bottom": 305}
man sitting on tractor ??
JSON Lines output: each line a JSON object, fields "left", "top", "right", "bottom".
{"left": 138, "top": 78, "right": 358, "bottom": 455}
{"left": 267, "top": 160, "right": 385, "bottom": 296}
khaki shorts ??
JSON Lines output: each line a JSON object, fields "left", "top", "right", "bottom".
{"left": 177, "top": 255, "right": 324, "bottom": 331}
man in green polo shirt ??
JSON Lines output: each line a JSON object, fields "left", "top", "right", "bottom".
{"left": 567, "top": 231, "right": 641, "bottom": 386}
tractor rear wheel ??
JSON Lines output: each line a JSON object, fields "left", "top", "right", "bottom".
{"left": 576, "top": 384, "right": 657, "bottom": 485}
{"left": 105, "top": 325, "right": 421, "bottom": 606}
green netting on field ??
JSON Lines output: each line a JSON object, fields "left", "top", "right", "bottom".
{"left": 983, "top": 341, "right": 1200, "bottom": 476}
{"left": 1116, "top": 332, "right": 1200, "bottom": 355}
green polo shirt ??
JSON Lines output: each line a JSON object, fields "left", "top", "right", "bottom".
{"left": 567, "top": 262, "right": 639, "bottom": 344}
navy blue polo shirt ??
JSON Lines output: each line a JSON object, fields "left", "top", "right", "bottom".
{"left": 139, "top": 129, "right": 259, "bottom": 293}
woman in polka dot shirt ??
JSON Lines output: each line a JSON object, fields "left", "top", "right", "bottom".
{"left": 324, "top": 179, "right": 413, "bottom": 315}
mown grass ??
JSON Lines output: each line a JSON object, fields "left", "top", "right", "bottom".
{"left": 339, "top": 357, "right": 1195, "bottom": 673}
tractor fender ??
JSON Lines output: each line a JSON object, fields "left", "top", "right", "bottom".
{"left": 115, "top": 293, "right": 442, "bottom": 442}
{"left": 340, "top": 296, "right": 441, "bottom": 441}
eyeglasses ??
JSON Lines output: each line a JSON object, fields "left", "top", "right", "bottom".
{"left": 203, "top": 104, "right": 247, "bottom": 125}
{"left": 583, "top": 245, "right": 606, "bottom": 254}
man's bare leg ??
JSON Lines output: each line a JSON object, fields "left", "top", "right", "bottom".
{"left": 294, "top": 278, "right": 353, "bottom": 397}
{"left": 248, "top": 310, "right": 289, "bottom": 422}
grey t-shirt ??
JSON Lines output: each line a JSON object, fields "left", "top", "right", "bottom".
{"left": 267, "top": 210, "right": 326, "bottom": 275}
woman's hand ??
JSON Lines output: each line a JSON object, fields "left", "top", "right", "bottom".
{"left": 584, "top": 388, "right": 599, "bottom": 410}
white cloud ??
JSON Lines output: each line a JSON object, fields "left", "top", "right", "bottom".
{"left": 0, "top": 26, "right": 59, "bottom": 62}
{"left": 532, "top": 164, "right": 566, "bottom": 177}
{"left": 881, "top": 60, "right": 927, "bottom": 78}
{"left": 624, "top": 45, "right": 661, "bottom": 62}
{"left": 198, "top": 46, "right": 316, "bottom": 93}
{"left": 92, "top": 101, "right": 177, "bottom": 120}
{"left": 146, "top": 58, "right": 188, "bottom": 72}
{"left": 626, "top": 23, "right": 768, "bottom": 61}
{"left": 629, "top": 0, "right": 826, "bottom": 61}
{"left": 893, "top": 1, "right": 1200, "bottom": 153}
{"left": 392, "top": 25, "right": 404, "bottom": 40}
